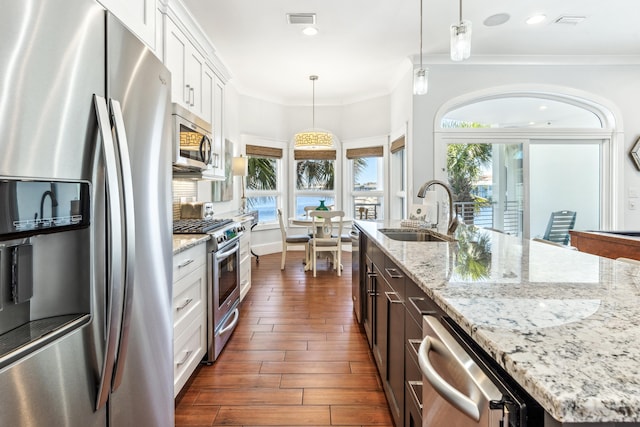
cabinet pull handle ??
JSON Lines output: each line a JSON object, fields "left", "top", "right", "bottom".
{"left": 408, "top": 380, "right": 423, "bottom": 409}
{"left": 176, "top": 298, "right": 193, "bottom": 311}
{"left": 366, "top": 272, "right": 377, "bottom": 278}
{"left": 176, "top": 350, "right": 193, "bottom": 366}
{"left": 189, "top": 87, "right": 195, "bottom": 106}
{"left": 385, "top": 267, "right": 403, "bottom": 279}
{"left": 178, "top": 258, "right": 194, "bottom": 268}
{"left": 185, "top": 84, "right": 191, "bottom": 104}
{"left": 385, "top": 291, "right": 402, "bottom": 304}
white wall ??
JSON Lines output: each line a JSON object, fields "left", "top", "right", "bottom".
{"left": 409, "top": 62, "right": 640, "bottom": 229}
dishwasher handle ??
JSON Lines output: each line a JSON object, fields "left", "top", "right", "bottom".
{"left": 418, "top": 336, "right": 480, "bottom": 421}
{"left": 418, "top": 316, "right": 502, "bottom": 422}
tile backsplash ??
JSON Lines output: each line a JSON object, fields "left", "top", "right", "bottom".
{"left": 172, "top": 180, "right": 197, "bottom": 220}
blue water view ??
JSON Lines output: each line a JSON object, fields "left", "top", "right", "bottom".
{"left": 248, "top": 196, "right": 335, "bottom": 223}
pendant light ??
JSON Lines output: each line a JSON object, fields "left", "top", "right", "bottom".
{"left": 413, "top": 0, "right": 428, "bottom": 95}
{"left": 450, "top": 0, "right": 472, "bottom": 61}
{"left": 294, "top": 75, "right": 334, "bottom": 148}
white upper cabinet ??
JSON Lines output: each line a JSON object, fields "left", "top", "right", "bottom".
{"left": 165, "top": 17, "right": 206, "bottom": 116}
{"left": 212, "top": 74, "right": 225, "bottom": 176}
{"left": 99, "top": 0, "right": 156, "bottom": 49}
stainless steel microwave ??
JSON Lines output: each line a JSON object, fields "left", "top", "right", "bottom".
{"left": 172, "top": 103, "right": 214, "bottom": 172}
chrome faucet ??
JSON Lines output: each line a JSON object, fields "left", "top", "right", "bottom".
{"left": 417, "top": 179, "right": 459, "bottom": 235}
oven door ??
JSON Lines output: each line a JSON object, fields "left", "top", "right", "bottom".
{"left": 213, "top": 239, "right": 240, "bottom": 327}
{"left": 206, "top": 238, "right": 241, "bottom": 362}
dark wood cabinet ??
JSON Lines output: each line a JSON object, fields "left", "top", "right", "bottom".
{"left": 362, "top": 254, "right": 375, "bottom": 348}
{"left": 373, "top": 263, "right": 388, "bottom": 376}
{"left": 382, "top": 260, "right": 405, "bottom": 427}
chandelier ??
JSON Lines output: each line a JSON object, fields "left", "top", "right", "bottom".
{"left": 294, "top": 75, "right": 334, "bottom": 148}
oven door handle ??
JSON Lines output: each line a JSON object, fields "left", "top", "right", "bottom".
{"left": 217, "top": 308, "right": 239, "bottom": 336}
{"left": 215, "top": 241, "right": 240, "bottom": 261}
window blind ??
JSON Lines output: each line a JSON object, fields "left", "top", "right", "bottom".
{"left": 345, "top": 146, "right": 384, "bottom": 159}
{"left": 246, "top": 144, "right": 283, "bottom": 159}
{"left": 390, "top": 136, "right": 405, "bottom": 154}
{"left": 294, "top": 149, "right": 336, "bottom": 160}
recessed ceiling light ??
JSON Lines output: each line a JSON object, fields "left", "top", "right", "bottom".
{"left": 526, "top": 14, "right": 546, "bottom": 25}
{"left": 484, "top": 13, "right": 510, "bottom": 27}
{"left": 302, "top": 26, "right": 318, "bottom": 36}
{"left": 539, "top": 105, "right": 548, "bottom": 111}
{"left": 529, "top": 121, "right": 536, "bottom": 126}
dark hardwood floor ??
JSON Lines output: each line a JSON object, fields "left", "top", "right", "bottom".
{"left": 175, "top": 251, "right": 393, "bottom": 427}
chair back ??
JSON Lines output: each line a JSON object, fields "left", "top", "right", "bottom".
{"left": 303, "top": 206, "right": 318, "bottom": 218}
{"left": 277, "top": 208, "right": 287, "bottom": 243}
{"left": 542, "top": 210, "right": 577, "bottom": 245}
{"left": 311, "top": 210, "right": 344, "bottom": 243}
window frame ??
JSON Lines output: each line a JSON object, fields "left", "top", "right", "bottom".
{"left": 243, "top": 140, "right": 286, "bottom": 226}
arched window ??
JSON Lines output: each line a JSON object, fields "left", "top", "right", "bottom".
{"left": 435, "top": 92, "right": 616, "bottom": 239}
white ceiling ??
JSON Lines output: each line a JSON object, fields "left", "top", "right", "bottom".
{"left": 182, "top": 0, "right": 640, "bottom": 106}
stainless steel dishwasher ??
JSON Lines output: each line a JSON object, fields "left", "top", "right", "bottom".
{"left": 419, "top": 315, "right": 543, "bottom": 426}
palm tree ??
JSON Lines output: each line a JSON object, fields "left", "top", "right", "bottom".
{"left": 446, "top": 143, "right": 492, "bottom": 203}
{"left": 296, "top": 159, "right": 334, "bottom": 190}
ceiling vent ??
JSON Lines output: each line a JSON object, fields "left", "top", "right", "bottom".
{"left": 554, "top": 15, "right": 586, "bottom": 25}
{"left": 287, "top": 13, "right": 316, "bottom": 25}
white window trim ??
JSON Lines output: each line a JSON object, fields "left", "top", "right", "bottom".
{"left": 241, "top": 134, "right": 287, "bottom": 229}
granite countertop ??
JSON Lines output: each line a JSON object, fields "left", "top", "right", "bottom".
{"left": 172, "top": 234, "right": 209, "bottom": 254}
{"left": 356, "top": 219, "right": 640, "bottom": 424}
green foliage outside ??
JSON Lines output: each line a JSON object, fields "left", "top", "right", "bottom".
{"left": 443, "top": 120, "right": 492, "bottom": 205}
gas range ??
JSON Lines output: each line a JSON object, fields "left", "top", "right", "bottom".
{"left": 173, "top": 218, "right": 244, "bottom": 252}
{"left": 172, "top": 218, "right": 232, "bottom": 234}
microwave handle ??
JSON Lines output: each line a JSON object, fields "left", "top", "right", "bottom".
{"left": 200, "top": 135, "right": 212, "bottom": 165}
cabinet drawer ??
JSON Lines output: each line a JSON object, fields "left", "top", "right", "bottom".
{"left": 173, "top": 314, "right": 206, "bottom": 397}
{"left": 383, "top": 257, "right": 405, "bottom": 299}
{"left": 173, "top": 266, "right": 206, "bottom": 333}
{"left": 173, "top": 244, "right": 206, "bottom": 282}
{"left": 405, "top": 279, "right": 442, "bottom": 325}
{"left": 239, "top": 239, "right": 250, "bottom": 262}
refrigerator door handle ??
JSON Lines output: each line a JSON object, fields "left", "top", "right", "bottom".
{"left": 93, "top": 94, "right": 125, "bottom": 411}
{"left": 109, "top": 99, "right": 136, "bottom": 392}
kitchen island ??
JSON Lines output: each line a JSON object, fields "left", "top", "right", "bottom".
{"left": 356, "top": 220, "right": 640, "bottom": 426}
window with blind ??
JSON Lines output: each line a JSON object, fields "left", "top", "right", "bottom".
{"left": 347, "top": 145, "right": 384, "bottom": 220}
{"left": 293, "top": 149, "right": 336, "bottom": 218}
{"left": 245, "top": 144, "right": 283, "bottom": 223}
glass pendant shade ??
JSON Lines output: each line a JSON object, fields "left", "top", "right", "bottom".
{"left": 450, "top": 20, "right": 472, "bottom": 61}
{"left": 413, "top": 68, "right": 429, "bottom": 95}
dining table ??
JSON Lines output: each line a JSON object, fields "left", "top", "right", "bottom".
{"left": 289, "top": 215, "right": 353, "bottom": 271}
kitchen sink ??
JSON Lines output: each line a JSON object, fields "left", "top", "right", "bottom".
{"left": 378, "top": 228, "right": 455, "bottom": 242}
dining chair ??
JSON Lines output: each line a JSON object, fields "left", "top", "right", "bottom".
{"left": 277, "top": 208, "right": 310, "bottom": 270}
{"left": 542, "top": 210, "right": 577, "bottom": 245}
{"left": 309, "top": 210, "right": 344, "bottom": 277}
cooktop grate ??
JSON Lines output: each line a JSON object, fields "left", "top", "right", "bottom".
{"left": 172, "top": 218, "right": 232, "bottom": 234}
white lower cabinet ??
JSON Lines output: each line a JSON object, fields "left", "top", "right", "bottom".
{"left": 239, "top": 218, "right": 252, "bottom": 301}
{"left": 172, "top": 243, "right": 207, "bottom": 397}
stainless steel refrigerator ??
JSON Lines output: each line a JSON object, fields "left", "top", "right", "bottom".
{"left": 0, "top": 1, "right": 173, "bottom": 426}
